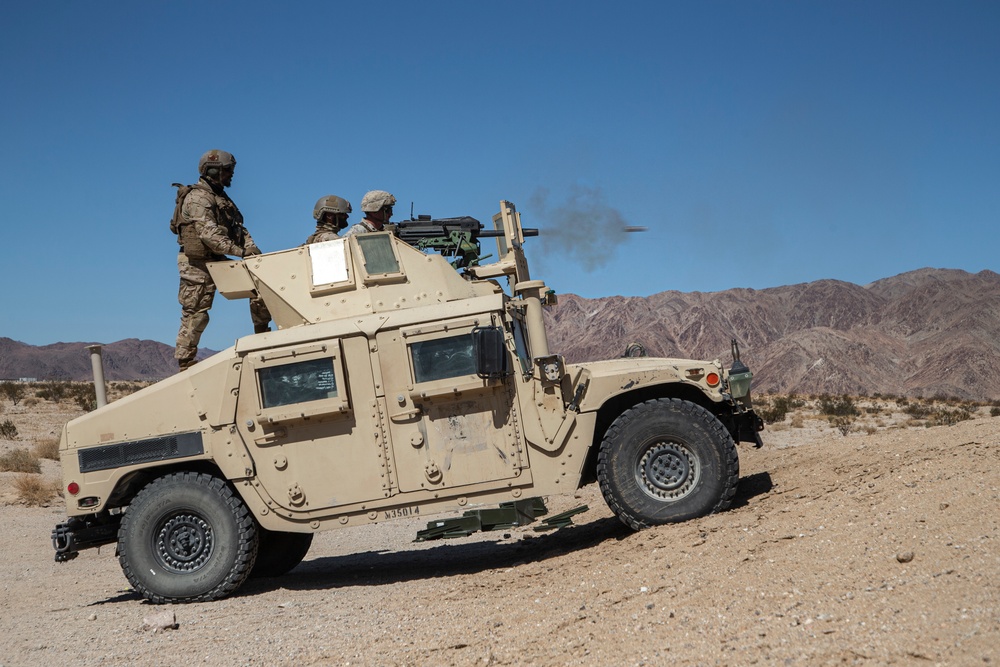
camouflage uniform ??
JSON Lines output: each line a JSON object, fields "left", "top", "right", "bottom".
{"left": 174, "top": 177, "right": 270, "bottom": 370}
{"left": 305, "top": 222, "right": 342, "bottom": 244}
{"left": 342, "top": 218, "right": 382, "bottom": 237}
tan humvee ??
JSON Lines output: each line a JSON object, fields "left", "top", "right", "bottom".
{"left": 52, "top": 201, "right": 763, "bottom": 603}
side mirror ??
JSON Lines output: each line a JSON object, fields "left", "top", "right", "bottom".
{"left": 472, "top": 326, "right": 511, "bottom": 379}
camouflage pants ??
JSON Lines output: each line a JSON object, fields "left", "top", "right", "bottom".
{"left": 175, "top": 254, "right": 271, "bottom": 369}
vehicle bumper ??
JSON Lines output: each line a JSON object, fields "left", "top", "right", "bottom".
{"left": 51, "top": 514, "right": 121, "bottom": 562}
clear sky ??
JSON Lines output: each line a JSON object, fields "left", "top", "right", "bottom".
{"left": 2, "top": 1, "right": 997, "bottom": 351}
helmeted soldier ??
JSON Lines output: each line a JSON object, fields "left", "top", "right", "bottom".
{"left": 305, "top": 195, "right": 352, "bottom": 244}
{"left": 344, "top": 190, "right": 396, "bottom": 236}
{"left": 171, "top": 149, "right": 271, "bottom": 371}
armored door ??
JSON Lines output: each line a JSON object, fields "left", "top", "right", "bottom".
{"left": 376, "top": 316, "right": 527, "bottom": 495}
{"left": 236, "top": 336, "right": 392, "bottom": 515}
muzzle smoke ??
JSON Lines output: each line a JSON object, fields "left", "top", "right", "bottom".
{"left": 529, "top": 185, "right": 632, "bottom": 271}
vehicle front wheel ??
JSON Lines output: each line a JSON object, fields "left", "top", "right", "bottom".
{"left": 597, "top": 398, "right": 739, "bottom": 530}
{"left": 118, "top": 472, "right": 258, "bottom": 603}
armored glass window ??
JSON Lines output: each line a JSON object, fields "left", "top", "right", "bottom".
{"left": 410, "top": 334, "right": 476, "bottom": 383}
{"left": 356, "top": 234, "right": 400, "bottom": 275}
{"left": 259, "top": 358, "right": 338, "bottom": 409}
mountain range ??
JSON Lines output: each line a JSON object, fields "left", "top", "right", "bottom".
{"left": 3, "top": 268, "right": 998, "bottom": 400}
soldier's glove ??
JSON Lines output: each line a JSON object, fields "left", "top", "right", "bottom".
{"left": 244, "top": 246, "right": 262, "bottom": 256}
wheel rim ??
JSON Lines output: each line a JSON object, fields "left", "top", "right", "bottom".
{"left": 636, "top": 440, "right": 699, "bottom": 501}
{"left": 154, "top": 512, "right": 214, "bottom": 573}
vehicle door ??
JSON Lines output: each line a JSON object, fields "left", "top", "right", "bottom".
{"left": 376, "top": 315, "right": 528, "bottom": 495}
{"left": 235, "top": 335, "right": 392, "bottom": 515}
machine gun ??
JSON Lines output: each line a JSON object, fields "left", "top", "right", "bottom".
{"left": 392, "top": 215, "right": 539, "bottom": 269}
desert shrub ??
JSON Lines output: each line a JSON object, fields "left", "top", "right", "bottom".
{"left": 990, "top": 407, "right": 1000, "bottom": 418}
{"left": 36, "top": 381, "right": 70, "bottom": 403}
{"left": 758, "top": 394, "right": 804, "bottom": 424}
{"left": 0, "top": 448, "right": 41, "bottom": 473}
{"left": 22, "top": 397, "right": 39, "bottom": 408}
{"left": 819, "top": 394, "right": 859, "bottom": 417}
{"left": 904, "top": 403, "right": 932, "bottom": 419}
{"left": 71, "top": 385, "right": 97, "bottom": 412}
{"left": 0, "top": 419, "right": 18, "bottom": 439}
{"left": 831, "top": 416, "right": 855, "bottom": 436}
{"left": 1, "top": 381, "right": 26, "bottom": 405}
{"left": 33, "top": 437, "right": 61, "bottom": 461}
{"left": 926, "top": 408, "right": 973, "bottom": 427}
{"left": 790, "top": 414, "right": 805, "bottom": 428}
{"left": 110, "top": 381, "right": 145, "bottom": 398}
{"left": 13, "top": 474, "right": 59, "bottom": 506}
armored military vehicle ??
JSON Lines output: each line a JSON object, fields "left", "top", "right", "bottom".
{"left": 52, "top": 201, "right": 763, "bottom": 603}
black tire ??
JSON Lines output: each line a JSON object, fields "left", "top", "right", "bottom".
{"left": 118, "top": 472, "right": 258, "bottom": 603}
{"left": 597, "top": 398, "right": 739, "bottom": 530}
{"left": 251, "top": 527, "right": 313, "bottom": 578}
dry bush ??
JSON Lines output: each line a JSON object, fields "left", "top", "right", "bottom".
{"left": 13, "top": 474, "right": 59, "bottom": 506}
{"left": 790, "top": 414, "right": 805, "bottom": 429}
{"left": 22, "top": 397, "right": 39, "bottom": 408}
{"left": 757, "top": 394, "right": 805, "bottom": 424}
{"left": 1, "top": 381, "right": 26, "bottom": 405}
{"left": 925, "top": 408, "right": 973, "bottom": 427}
{"left": 0, "top": 448, "right": 41, "bottom": 473}
{"left": 0, "top": 419, "right": 18, "bottom": 439}
{"left": 831, "top": 416, "right": 855, "bottom": 436}
{"left": 819, "top": 395, "right": 859, "bottom": 417}
{"left": 33, "top": 437, "right": 61, "bottom": 461}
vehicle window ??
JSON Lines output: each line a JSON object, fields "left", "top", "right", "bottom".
{"left": 259, "top": 357, "right": 338, "bottom": 409}
{"left": 356, "top": 234, "right": 400, "bottom": 275}
{"left": 410, "top": 334, "right": 476, "bottom": 383}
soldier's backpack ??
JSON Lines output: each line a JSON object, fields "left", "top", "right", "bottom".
{"left": 169, "top": 183, "right": 194, "bottom": 236}
{"left": 169, "top": 182, "right": 214, "bottom": 258}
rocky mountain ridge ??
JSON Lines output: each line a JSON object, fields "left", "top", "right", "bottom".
{"left": 3, "top": 268, "right": 998, "bottom": 400}
{"left": 546, "top": 267, "right": 1000, "bottom": 400}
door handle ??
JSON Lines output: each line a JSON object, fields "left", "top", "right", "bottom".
{"left": 389, "top": 407, "right": 422, "bottom": 423}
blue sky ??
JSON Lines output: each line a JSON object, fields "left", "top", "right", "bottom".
{"left": 2, "top": 1, "right": 998, "bottom": 351}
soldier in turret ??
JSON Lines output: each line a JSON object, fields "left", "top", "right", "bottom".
{"left": 170, "top": 149, "right": 271, "bottom": 371}
{"left": 305, "top": 195, "right": 352, "bottom": 244}
{"left": 344, "top": 190, "right": 396, "bottom": 236}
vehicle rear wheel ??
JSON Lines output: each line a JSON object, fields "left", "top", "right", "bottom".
{"left": 597, "top": 398, "right": 739, "bottom": 530}
{"left": 251, "top": 527, "right": 313, "bottom": 578}
{"left": 118, "top": 472, "right": 258, "bottom": 603}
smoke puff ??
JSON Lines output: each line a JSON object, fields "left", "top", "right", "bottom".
{"left": 530, "top": 185, "right": 630, "bottom": 271}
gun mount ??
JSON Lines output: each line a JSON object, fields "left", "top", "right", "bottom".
{"left": 393, "top": 215, "right": 539, "bottom": 269}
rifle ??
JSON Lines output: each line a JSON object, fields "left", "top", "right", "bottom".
{"left": 392, "top": 215, "right": 539, "bottom": 269}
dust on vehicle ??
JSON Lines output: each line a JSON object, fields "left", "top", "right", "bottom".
{"left": 52, "top": 201, "right": 763, "bottom": 603}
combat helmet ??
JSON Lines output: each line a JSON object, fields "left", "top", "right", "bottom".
{"left": 313, "top": 195, "right": 352, "bottom": 220}
{"left": 361, "top": 190, "right": 396, "bottom": 213}
{"left": 198, "top": 149, "right": 236, "bottom": 176}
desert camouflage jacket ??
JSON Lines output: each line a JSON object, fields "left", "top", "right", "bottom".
{"left": 180, "top": 178, "right": 260, "bottom": 259}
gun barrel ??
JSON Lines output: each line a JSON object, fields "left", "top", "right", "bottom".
{"left": 478, "top": 228, "right": 539, "bottom": 238}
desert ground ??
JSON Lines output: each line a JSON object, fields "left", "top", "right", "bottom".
{"left": 0, "top": 391, "right": 997, "bottom": 667}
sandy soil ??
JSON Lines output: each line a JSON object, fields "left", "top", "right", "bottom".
{"left": 0, "top": 398, "right": 997, "bottom": 667}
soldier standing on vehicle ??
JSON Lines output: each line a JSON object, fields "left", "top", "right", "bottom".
{"left": 171, "top": 149, "right": 271, "bottom": 371}
{"left": 305, "top": 195, "right": 352, "bottom": 244}
{"left": 343, "top": 190, "right": 396, "bottom": 236}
